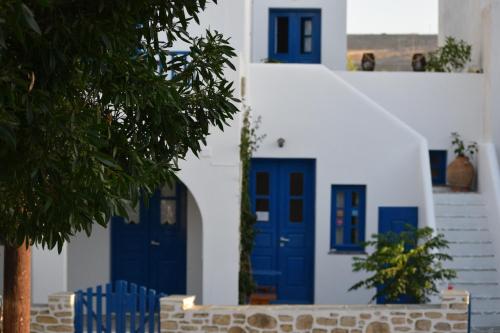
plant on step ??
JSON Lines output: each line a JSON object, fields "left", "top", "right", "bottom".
{"left": 451, "top": 132, "right": 478, "bottom": 159}
{"left": 426, "top": 36, "right": 472, "bottom": 72}
{"left": 448, "top": 132, "right": 478, "bottom": 191}
{"left": 0, "top": 1, "right": 238, "bottom": 332}
{"left": 239, "top": 104, "right": 265, "bottom": 304}
{"left": 349, "top": 227, "right": 457, "bottom": 304}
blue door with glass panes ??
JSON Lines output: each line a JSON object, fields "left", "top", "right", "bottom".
{"left": 250, "top": 159, "right": 315, "bottom": 304}
{"left": 111, "top": 183, "right": 187, "bottom": 295}
{"left": 269, "top": 9, "right": 321, "bottom": 63}
{"left": 377, "top": 207, "right": 418, "bottom": 304}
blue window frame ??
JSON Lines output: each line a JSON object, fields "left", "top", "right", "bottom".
{"left": 429, "top": 150, "right": 447, "bottom": 185}
{"left": 331, "top": 185, "right": 366, "bottom": 251}
{"left": 269, "top": 9, "right": 321, "bottom": 63}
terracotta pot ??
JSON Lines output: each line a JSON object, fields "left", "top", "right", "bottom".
{"left": 446, "top": 155, "right": 475, "bottom": 191}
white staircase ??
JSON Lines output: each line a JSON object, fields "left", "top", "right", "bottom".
{"left": 434, "top": 192, "right": 500, "bottom": 332}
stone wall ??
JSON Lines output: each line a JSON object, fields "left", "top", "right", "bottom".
{"left": 30, "top": 293, "right": 74, "bottom": 333}
{"left": 159, "top": 290, "right": 469, "bottom": 333}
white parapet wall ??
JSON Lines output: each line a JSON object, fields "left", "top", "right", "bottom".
{"left": 159, "top": 290, "right": 470, "bottom": 333}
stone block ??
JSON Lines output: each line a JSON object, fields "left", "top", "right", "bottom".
{"left": 434, "top": 322, "right": 451, "bottom": 331}
{"left": 317, "top": 317, "right": 337, "bottom": 326}
{"left": 365, "top": 322, "right": 389, "bottom": 333}
{"left": 340, "top": 316, "right": 356, "bottom": 327}
{"left": 247, "top": 313, "right": 277, "bottom": 329}
{"left": 213, "top": 315, "right": 231, "bottom": 326}
{"left": 415, "top": 319, "right": 431, "bottom": 331}
{"left": 296, "top": 314, "right": 313, "bottom": 330}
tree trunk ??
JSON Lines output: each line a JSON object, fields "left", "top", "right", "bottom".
{"left": 3, "top": 243, "right": 31, "bottom": 333}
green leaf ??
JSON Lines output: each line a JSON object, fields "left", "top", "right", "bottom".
{"left": 21, "top": 3, "right": 41, "bottom": 35}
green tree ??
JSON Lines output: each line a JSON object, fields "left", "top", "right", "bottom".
{"left": 0, "top": 1, "right": 238, "bottom": 331}
{"left": 349, "top": 227, "right": 457, "bottom": 304}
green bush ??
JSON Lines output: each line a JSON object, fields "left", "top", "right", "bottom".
{"left": 349, "top": 227, "right": 457, "bottom": 304}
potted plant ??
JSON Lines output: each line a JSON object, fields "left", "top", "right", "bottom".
{"left": 447, "top": 132, "right": 478, "bottom": 191}
{"left": 426, "top": 37, "right": 472, "bottom": 72}
{"left": 349, "top": 227, "right": 456, "bottom": 304}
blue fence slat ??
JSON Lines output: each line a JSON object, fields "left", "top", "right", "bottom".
{"left": 75, "top": 291, "right": 83, "bottom": 333}
{"left": 148, "top": 290, "right": 156, "bottom": 333}
{"left": 139, "top": 287, "right": 147, "bottom": 333}
{"left": 86, "top": 288, "right": 93, "bottom": 333}
{"left": 129, "top": 283, "right": 137, "bottom": 333}
{"left": 96, "top": 286, "right": 103, "bottom": 333}
{"left": 105, "top": 283, "right": 113, "bottom": 333}
{"left": 116, "top": 280, "right": 127, "bottom": 333}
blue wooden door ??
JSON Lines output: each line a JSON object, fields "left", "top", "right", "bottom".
{"left": 377, "top": 207, "right": 418, "bottom": 304}
{"left": 250, "top": 159, "right": 315, "bottom": 303}
{"left": 112, "top": 183, "right": 187, "bottom": 295}
{"left": 269, "top": 9, "right": 321, "bottom": 63}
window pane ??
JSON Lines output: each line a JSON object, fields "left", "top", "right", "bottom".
{"left": 125, "top": 204, "right": 140, "bottom": 224}
{"left": 256, "top": 172, "right": 269, "bottom": 195}
{"left": 336, "top": 226, "right": 344, "bottom": 245}
{"left": 290, "top": 172, "right": 304, "bottom": 196}
{"left": 256, "top": 199, "right": 269, "bottom": 212}
{"left": 302, "top": 18, "right": 313, "bottom": 36}
{"left": 351, "top": 228, "right": 359, "bottom": 244}
{"left": 276, "top": 17, "right": 289, "bottom": 53}
{"left": 352, "top": 191, "right": 360, "bottom": 207}
{"left": 302, "top": 37, "right": 312, "bottom": 53}
{"left": 161, "top": 200, "right": 176, "bottom": 225}
{"left": 351, "top": 214, "right": 358, "bottom": 226}
{"left": 290, "top": 199, "right": 303, "bottom": 222}
{"left": 256, "top": 199, "right": 270, "bottom": 222}
{"left": 336, "top": 191, "right": 345, "bottom": 208}
{"left": 161, "top": 184, "right": 176, "bottom": 197}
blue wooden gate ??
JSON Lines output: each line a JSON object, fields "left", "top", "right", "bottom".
{"left": 75, "top": 280, "right": 164, "bottom": 333}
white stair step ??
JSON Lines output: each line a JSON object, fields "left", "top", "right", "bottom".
{"left": 446, "top": 241, "right": 495, "bottom": 254}
{"left": 471, "top": 314, "right": 500, "bottom": 329}
{"left": 434, "top": 193, "right": 484, "bottom": 205}
{"left": 453, "top": 270, "right": 499, "bottom": 282}
{"left": 438, "top": 228, "right": 492, "bottom": 242}
{"left": 445, "top": 257, "right": 497, "bottom": 269}
{"left": 437, "top": 219, "right": 490, "bottom": 229}
{"left": 435, "top": 204, "right": 487, "bottom": 216}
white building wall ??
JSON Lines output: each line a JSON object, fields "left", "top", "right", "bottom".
{"left": 67, "top": 226, "right": 110, "bottom": 291}
{"left": 249, "top": 64, "right": 432, "bottom": 304}
{"left": 338, "top": 71, "right": 485, "bottom": 152}
{"left": 439, "top": 0, "right": 483, "bottom": 68}
{"left": 186, "top": 191, "right": 203, "bottom": 303}
{"left": 251, "top": 0, "right": 347, "bottom": 70}
{"left": 32, "top": 246, "right": 67, "bottom": 304}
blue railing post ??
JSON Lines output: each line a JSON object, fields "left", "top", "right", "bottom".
{"left": 75, "top": 290, "right": 83, "bottom": 332}
{"left": 96, "top": 286, "right": 103, "bottom": 333}
{"left": 148, "top": 290, "right": 156, "bottom": 333}
{"left": 468, "top": 292, "right": 472, "bottom": 333}
{"left": 105, "top": 283, "right": 113, "bottom": 333}
{"left": 139, "top": 286, "right": 147, "bottom": 333}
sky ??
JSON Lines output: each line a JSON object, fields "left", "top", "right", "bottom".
{"left": 347, "top": 0, "right": 439, "bottom": 34}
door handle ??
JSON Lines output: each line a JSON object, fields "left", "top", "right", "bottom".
{"left": 150, "top": 240, "right": 160, "bottom": 246}
{"left": 280, "top": 237, "right": 290, "bottom": 243}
